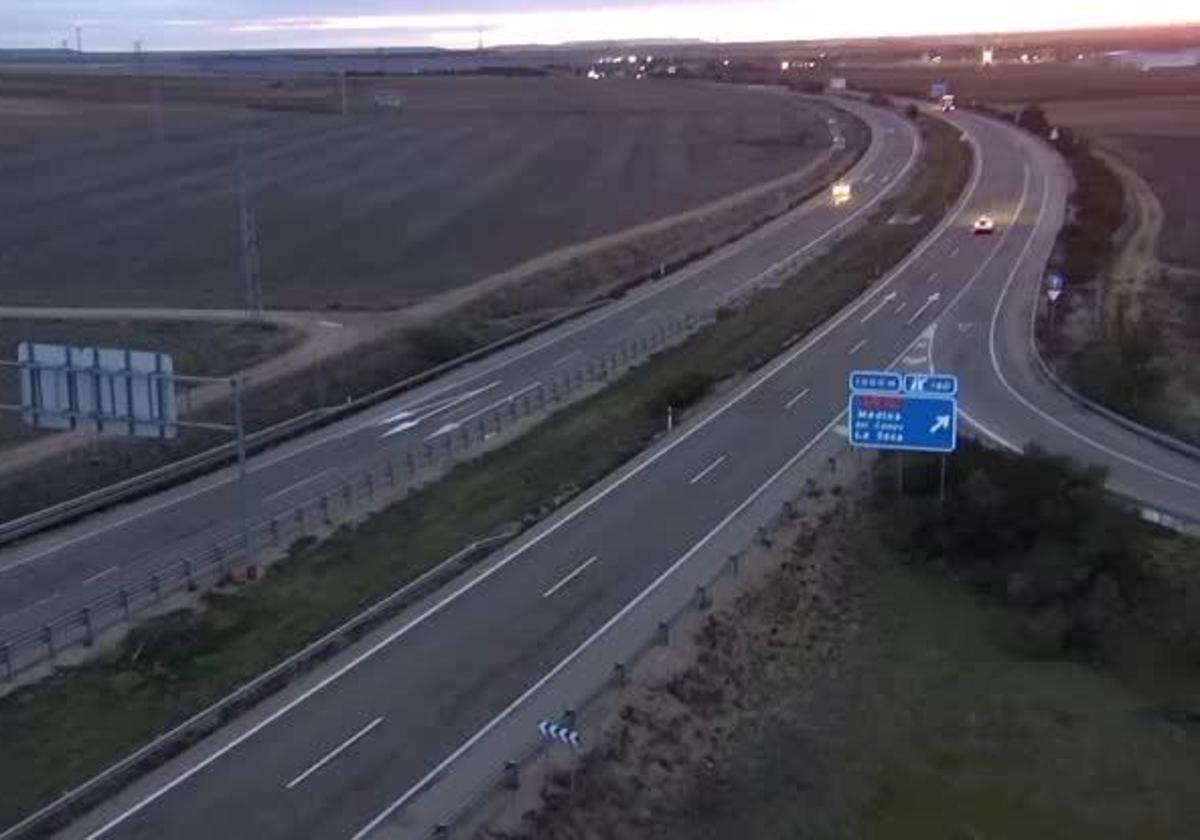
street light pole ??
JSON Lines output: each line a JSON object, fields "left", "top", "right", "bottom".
{"left": 231, "top": 378, "right": 254, "bottom": 564}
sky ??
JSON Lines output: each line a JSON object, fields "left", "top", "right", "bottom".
{"left": 5, "top": 1, "right": 1198, "bottom": 52}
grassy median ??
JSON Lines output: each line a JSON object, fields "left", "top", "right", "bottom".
{"left": 0, "top": 113, "right": 971, "bottom": 830}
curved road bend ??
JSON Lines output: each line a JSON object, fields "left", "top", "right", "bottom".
{"left": 53, "top": 105, "right": 1109, "bottom": 838}
{"left": 931, "top": 111, "right": 1200, "bottom": 520}
{"left": 0, "top": 100, "right": 922, "bottom": 647}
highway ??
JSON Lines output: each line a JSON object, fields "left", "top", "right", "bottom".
{"left": 33, "top": 105, "right": 1200, "bottom": 840}
{"left": 0, "top": 99, "right": 921, "bottom": 648}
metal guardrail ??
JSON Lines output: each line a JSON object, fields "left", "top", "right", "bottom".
{"left": 963, "top": 103, "right": 1200, "bottom": 468}
{"left": 412, "top": 493, "right": 807, "bottom": 838}
{"left": 0, "top": 100, "right": 870, "bottom": 552}
{"left": 1029, "top": 333, "right": 1200, "bottom": 465}
{"left": 0, "top": 313, "right": 705, "bottom": 684}
{"left": 0, "top": 300, "right": 611, "bottom": 549}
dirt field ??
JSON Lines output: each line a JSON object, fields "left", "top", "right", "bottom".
{"left": 820, "top": 64, "right": 1200, "bottom": 105}
{"left": 0, "top": 74, "right": 830, "bottom": 310}
{"left": 1046, "top": 96, "right": 1200, "bottom": 268}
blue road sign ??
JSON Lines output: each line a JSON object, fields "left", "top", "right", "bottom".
{"left": 849, "top": 392, "right": 958, "bottom": 453}
{"left": 849, "top": 371, "right": 902, "bottom": 394}
{"left": 1046, "top": 273, "right": 1065, "bottom": 292}
{"left": 902, "top": 372, "right": 958, "bottom": 396}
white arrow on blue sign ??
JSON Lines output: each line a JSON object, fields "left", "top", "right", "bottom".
{"left": 848, "top": 392, "right": 957, "bottom": 453}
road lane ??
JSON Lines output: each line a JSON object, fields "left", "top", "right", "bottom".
{"left": 0, "top": 100, "right": 922, "bottom": 647}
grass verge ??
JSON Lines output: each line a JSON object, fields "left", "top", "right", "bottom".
{"left": 0, "top": 111, "right": 969, "bottom": 830}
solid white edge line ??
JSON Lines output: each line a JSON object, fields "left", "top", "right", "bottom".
{"left": 81, "top": 566, "right": 120, "bottom": 586}
{"left": 540, "top": 556, "right": 599, "bottom": 599}
{"left": 347, "top": 409, "right": 847, "bottom": 840}
{"left": 785, "top": 388, "right": 811, "bottom": 411}
{"left": 284, "top": 717, "right": 384, "bottom": 791}
{"left": 264, "top": 470, "right": 333, "bottom": 503}
{"left": 77, "top": 109, "right": 947, "bottom": 840}
{"left": 8, "top": 105, "right": 911, "bottom": 581}
{"left": 354, "top": 281, "right": 968, "bottom": 838}
{"left": 984, "top": 134, "right": 1200, "bottom": 494}
{"left": 687, "top": 455, "right": 728, "bottom": 486}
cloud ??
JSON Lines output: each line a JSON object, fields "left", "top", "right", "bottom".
{"left": 3, "top": 0, "right": 1198, "bottom": 51}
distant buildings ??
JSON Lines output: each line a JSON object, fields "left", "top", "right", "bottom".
{"left": 1101, "top": 48, "right": 1200, "bottom": 71}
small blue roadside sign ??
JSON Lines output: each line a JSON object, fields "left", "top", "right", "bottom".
{"left": 902, "top": 372, "right": 958, "bottom": 396}
{"left": 1046, "top": 273, "right": 1065, "bottom": 292}
{"left": 849, "top": 371, "right": 902, "bottom": 393}
{"left": 848, "top": 370, "right": 958, "bottom": 453}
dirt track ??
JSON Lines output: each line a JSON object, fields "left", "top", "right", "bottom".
{"left": 0, "top": 75, "right": 831, "bottom": 310}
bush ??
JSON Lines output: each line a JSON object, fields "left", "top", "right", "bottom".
{"left": 876, "top": 442, "right": 1145, "bottom": 655}
{"left": 648, "top": 370, "right": 716, "bottom": 418}
{"left": 904, "top": 103, "right": 919, "bottom": 120}
{"left": 1069, "top": 318, "right": 1168, "bottom": 419}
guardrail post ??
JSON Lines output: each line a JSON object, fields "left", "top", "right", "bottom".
{"left": 406, "top": 451, "right": 416, "bottom": 476}
{"left": 321, "top": 495, "right": 332, "bottom": 526}
{"left": 757, "top": 526, "right": 772, "bottom": 548}
{"left": 151, "top": 572, "right": 162, "bottom": 602}
{"left": 365, "top": 473, "right": 375, "bottom": 501}
{"left": 342, "top": 483, "right": 353, "bottom": 509}
{"left": 269, "top": 518, "right": 281, "bottom": 547}
{"left": 783, "top": 500, "right": 797, "bottom": 520}
{"left": 120, "top": 588, "right": 131, "bottom": 619}
{"left": 537, "top": 384, "right": 546, "bottom": 409}
{"left": 613, "top": 661, "right": 628, "bottom": 688}
{"left": 657, "top": 620, "right": 670, "bottom": 646}
{"left": 386, "top": 461, "right": 397, "bottom": 488}
{"left": 42, "top": 624, "right": 54, "bottom": 659}
{"left": 82, "top": 607, "right": 94, "bottom": 646}
{"left": 0, "top": 644, "right": 10, "bottom": 682}
{"left": 696, "top": 585, "right": 711, "bottom": 610}
{"left": 509, "top": 400, "right": 518, "bottom": 422}
{"left": 504, "top": 760, "right": 520, "bottom": 791}
{"left": 424, "top": 442, "right": 434, "bottom": 467}
{"left": 185, "top": 559, "right": 197, "bottom": 591}
{"left": 728, "top": 553, "right": 740, "bottom": 576}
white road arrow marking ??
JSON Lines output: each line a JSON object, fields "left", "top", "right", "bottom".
{"left": 930, "top": 415, "right": 951, "bottom": 435}
{"left": 859, "top": 291, "right": 898, "bottom": 324}
{"left": 906, "top": 292, "right": 941, "bottom": 326}
{"left": 380, "top": 382, "right": 502, "bottom": 439}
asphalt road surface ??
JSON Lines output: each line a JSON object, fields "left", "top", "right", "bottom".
{"left": 30, "top": 105, "right": 1200, "bottom": 840}
{"left": 0, "top": 99, "right": 920, "bottom": 648}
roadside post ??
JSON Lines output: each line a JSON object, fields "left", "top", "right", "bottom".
{"left": 1, "top": 342, "right": 257, "bottom": 563}
{"left": 1045, "top": 273, "right": 1066, "bottom": 331}
{"left": 847, "top": 370, "right": 959, "bottom": 499}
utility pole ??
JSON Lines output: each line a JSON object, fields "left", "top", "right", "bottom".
{"left": 235, "top": 140, "right": 264, "bottom": 320}
{"left": 75, "top": 26, "right": 82, "bottom": 54}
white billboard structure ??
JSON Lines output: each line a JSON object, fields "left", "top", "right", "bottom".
{"left": 18, "top": 342, "right": 178, "bottom": 439}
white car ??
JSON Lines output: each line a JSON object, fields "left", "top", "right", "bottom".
{"left": 972, "top": 215, "right": 997, "bottom": 235}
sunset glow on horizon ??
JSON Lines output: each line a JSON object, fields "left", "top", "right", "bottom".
{"left": 4, "top": 1, "right": 1199, "bottom": 52}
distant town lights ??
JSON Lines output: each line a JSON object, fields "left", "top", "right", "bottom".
{"left": 982, "top": 47, "right": 995, "bottom": 66}
{"left": 780, "top": 60, "right": 790, "bottom": 71}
